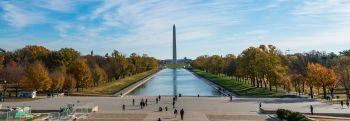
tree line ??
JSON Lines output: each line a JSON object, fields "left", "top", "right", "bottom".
{"left": 191, "top": 45, "right": 350, "bottom": 100}
{"left": 0, "top": 45, "right": 159, "bottom": 96}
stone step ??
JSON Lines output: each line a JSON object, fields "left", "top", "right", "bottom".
{"left": 89, "top": 113, "right": 147, "bottom": 119}
{"left": 80, "top": 113, "right": 147, "bottom": 121}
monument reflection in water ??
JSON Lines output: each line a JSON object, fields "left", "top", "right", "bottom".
{"left": 128, "top": 68, "right": 222, "bottom": 96}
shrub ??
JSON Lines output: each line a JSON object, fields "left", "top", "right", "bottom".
{"left": 276, "top": 109, "right": 291, "bottom": 120}
{"left": 276, "top": 109, "right": 312, "bottom": 121}
{"left": 286, "top": 112, "right": 311, "bottom": 121}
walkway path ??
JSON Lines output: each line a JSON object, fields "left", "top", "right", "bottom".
{"left": 2, "top": 96, "right": 350, "bottom": 120}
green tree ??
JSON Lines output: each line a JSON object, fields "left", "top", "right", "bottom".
{"left": 46, "top": 48, "right": 80, "bottom": 71}
{"left": 15, "top": 45, "right": 50, "bottom": 64}
{"left": 340, "top": 50, "right": 350, "bottom": 57}
{"left": 91, "top": 64, "right": 107, "bottom": 86}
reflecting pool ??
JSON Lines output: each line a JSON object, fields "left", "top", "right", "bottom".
{"left": 127, "top": 68, "right": 222, "bottom": 96}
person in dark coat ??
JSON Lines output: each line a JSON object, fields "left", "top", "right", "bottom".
{"left": 133, "top": 99, "right": 135, "bottom": 106}
{"left": 145, "top": 99, "right": 148, "bottom": 106}
{"left": 310, "top": 105, "right": 314, "bottom": 115}
{"left": 159, "top": 95, "right": 161, "bottom": 101}
{"left": 158, "top": 118, "right": 161, "bottom": 121}
{"left": 159, "top": 107, "right": 163, "bottom": 112}
{"left": 122, "top": 104, "right": 125, "bottom": 111}
{"left": 341, "top": 100, "right": 344, "bottom": 108}
{"left": 156, "top": 98, "right": 159, "bottom": 104}
{"left": 346, "top": 101, "right": 349, "bottom": 108}
{"left": 180, "top": 108, "right": 184, "bottom": 120}
{"left": 140, "top": 101, "right": 143, "bottom": 109}
{"left": 174, "top": 109, "right": 178, "bottom": 118}
{"left": 259, "top": 102, "right": 262, "bottom": 109}
{"left": 165, "top": 106, "right": 168, "bottom": 111}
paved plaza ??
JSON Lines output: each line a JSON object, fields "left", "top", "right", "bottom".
{"left": 2, "top": 96, "right": 350, "bottom": 120}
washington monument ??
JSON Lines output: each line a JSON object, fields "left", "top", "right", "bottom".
{"left": 173, "top": 24, "right": 177, "bottom": 64}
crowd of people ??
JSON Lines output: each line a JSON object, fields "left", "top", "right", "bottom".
{"left": 122, "top": 94, "right": 186, "bottom": 121}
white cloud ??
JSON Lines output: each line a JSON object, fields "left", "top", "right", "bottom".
{"left": 33, "top": 0, "right": 76, "bottom": 13}
{"left": 274, "top": 26, "right": 350, "bottom": 51}
{"left": 85, "top": 0, "right": 240, "bottom": 48}
{"left": 293, "top": 0, "right": 350, "bottom": 22}
{"left": 55, "top": 23, "right": 71, "bottom": 38}
{"left": 0, "top": 2, "right": 46, "bottom": 27}
{"left": 89, "top": 0, "right": 122, "bottom": 20}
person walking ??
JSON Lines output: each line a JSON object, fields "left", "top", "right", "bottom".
{"left": 156, "top": 98, "right": 159, "bottom": 104}
{"left": 133, "top": 99, "right": 135, "bottom": 106}
{"left": 122, "top": 104, "right": 125, "bottom": 111}
{"left": 174, "top": 109, "right": 178, "bottom": 118}
{"left": 310, "top": 105, "right": 314, "bottom": 115}
{"left": 180, "top": 108, "right": 184, "bottom": 120}
{"left": 159, "top": 95, "right": 161, "bottom": 101}
{"left": 165, "top": 106, "right": 168, "bottom": 111}
{"left": 140, "top": 101, "right": 143, "bottom": 109}
{"left": 346, "top": 101, "right": 349, "bottom": 108}
{"left": 230, "top": 96, "right": 233, "bottom": 101}
{"left": 198, "top": 94, "right": 200, "bottom": 98}
{"left": 341, "top": 100, "right": 344, "bottom": 108}
{"left": 259, "top": 102, "right": 262, "bottom": 109}
{"left": 145, "top": 99, "right": 148, "bottom": 106}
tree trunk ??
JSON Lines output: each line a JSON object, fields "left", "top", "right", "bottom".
{"left": 275, "top": 84, "right": 278, "bottom": 92}
{"left": 322, "top": 84, "right": 327, "bottom": 99}
{"left": 302, "top": 82, "right": 305, "bottom": 93}
{"left": 15, "top": 86, "right": 18, "bottom": 97}
{"left": 310, "top": 86, "right": 314, "bottom": 98}
{"left": 330, "top": 88, "right": 334, "bottom": 98}
{"left": 345, "top": 86, "right": 350, "bottom": 102}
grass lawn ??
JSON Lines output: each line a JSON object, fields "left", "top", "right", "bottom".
{"left": 191, "top": 69, "right": 285, "bottom": 97}
{"left": 73, "top": 69, "right": 159, "bottom": 96}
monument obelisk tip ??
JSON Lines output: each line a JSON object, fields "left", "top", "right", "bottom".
{"left": 172, "top": 24, "right": 177, "bottom": 64}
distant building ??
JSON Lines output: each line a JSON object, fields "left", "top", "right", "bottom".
{"left": 161, "top": 57, "right": 192, "bottom": 65}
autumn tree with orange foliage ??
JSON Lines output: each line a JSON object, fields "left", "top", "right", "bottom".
{"left": 307, "top": 63, "right": 337, "bottom": 98}
{"left": 49, "top": 71, "right": 65, "bottom": 92}
{"left": 21, "top": 62, "right": 52, "bottom": 91}
{"left": 69, "top": 58, "right": 92, "bottom": 92}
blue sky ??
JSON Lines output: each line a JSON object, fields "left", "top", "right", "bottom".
{"left": 1, "top": 0, "right": 350, "bottom": 59}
